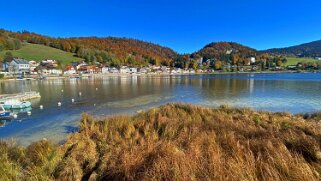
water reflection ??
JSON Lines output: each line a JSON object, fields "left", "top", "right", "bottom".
{"left": 0, "top": 73, "right": 321, "bottom": 145}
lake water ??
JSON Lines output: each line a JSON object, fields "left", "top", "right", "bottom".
{"left": 1, "top": 73, "right": 321, "bottom": 145}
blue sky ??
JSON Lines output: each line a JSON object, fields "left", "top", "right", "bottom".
{"left": 1, "top": 0, "right": 321, "bottom": 53}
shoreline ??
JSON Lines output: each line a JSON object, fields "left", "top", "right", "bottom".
{"left": 0, "top": 70, "right": 317, "bottom": 82}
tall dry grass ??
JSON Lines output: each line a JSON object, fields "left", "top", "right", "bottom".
{"left": 1, "top": 103, "right": 321, "bottom": 180}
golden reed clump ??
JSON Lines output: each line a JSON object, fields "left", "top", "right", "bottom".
{"left": 1, "top": 103, "right": 321, "bottom": 180}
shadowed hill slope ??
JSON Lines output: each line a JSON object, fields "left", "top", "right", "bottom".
{"left": 264, "top": 40, "right": 321, "bottom": 57}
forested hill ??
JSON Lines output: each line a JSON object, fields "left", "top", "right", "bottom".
{"left": 0, "top": 29, "right": 178, "bottom": 66}
{"left": 264, "top": 40, "right": 321, "bottom": 57}
{"left": 194, "top": 42, "right": 257, "bottom": 60}
{"left": 0, "top": 29, "right": 22, "bottom": 51}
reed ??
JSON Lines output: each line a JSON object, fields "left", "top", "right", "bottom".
{"left": 1, "top": 103, "right": 321, "bottom": 180}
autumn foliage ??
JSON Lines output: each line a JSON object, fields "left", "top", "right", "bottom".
{"left": 8, "top": 30, "right": 178, "bottom": 66}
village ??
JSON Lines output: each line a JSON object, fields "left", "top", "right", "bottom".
{"left": 0, "top": 55, "right": 319, "bottom": 79}
{"left": 0, "top": 58, "right": 200, "bottom": 78}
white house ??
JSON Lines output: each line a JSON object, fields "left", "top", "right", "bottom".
{"left": 9, "top": 59, "right": 30, "bottom": 74}
{"left": 161, "top": 66, "right": 170, "bottom": 73}
{"left": 138, "top": 67, "right": 149, "bottom": 74}
{"left": 120, "top": 66, "right": 130, "bottom": 73}
{"left": 197, "top": 57, "right": 203, "bottom": 66}
{"left": 226, "top": 49, "right": 233, "bottom": 55}
{"left": 43, "top": 69, "right": 62, "bottom": 75}
{"left": 128, "top": 68, "right": 137, "bottom": 74}
{"left": 250, "top": 57, "right": 256, "bottom": 64}
{"left": 102, "top": 67, "right": 109, "bottom": 74}
{"left": 109, "top": 67, "right": 120, "bottom": 73}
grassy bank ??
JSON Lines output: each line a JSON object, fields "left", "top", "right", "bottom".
{"left": 1, "top": 104, "right": 321, "bottom": 180}
{"left": 0, "top": 43, "right": 83, "bottom": 65}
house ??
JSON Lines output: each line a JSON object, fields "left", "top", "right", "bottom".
{"left": 161, "top": 66, "right": 170, "bottom": 74}
{"left": 138, "top": 67, "right": 149, "bottom": 74}
{"left": 43, "top": 69, "right": 63, "bottom": 75}
{"left": 78, "top": 65, "right": 101, "bottom": 74}
{"left": 64, "top": 65, "right": 76, "bottom": 75}
{"left": 197, "top": 57, "right": 203, "bottom": 67}
{"left": 109, "top": 67, "right": 119, "bottom": 73}
{"left": 128, "top": 68, "right": 137, "bottom": 74}
{"left": 0, "top": 62, "right": 9, "bottom": 72}
{"left": 226, "top": 49, "right": 233, "bottom": 55}
{"left": 150, "top": 65, "right": 161, "bottom": 71}
{"left": 171, "top": 69, "right": 178, "bottom": 74}
{"left": 171, "top": 68, "right": 182, "bottom": 74}
{"left": 102, "top": 67, "right": 109, "bottom": 74}
{"left": 120, "top": 66, "right": 130, "bottom": 73}
{"left": 250, "top": 57, "right": 256, "bottom": 64}
{"left": 29, "top": 61, "right": 39, "bottom": 74}
{"left": 9, "top": 59, "right": 30, "bottom": 74}
{"left": 41, "top": 59, "right": 58, "bottom": 69}
{"left": 76, "top": 61, "right": 88, "bottom": 71}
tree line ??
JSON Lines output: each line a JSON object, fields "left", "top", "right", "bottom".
{"left": 0, "top": 29, "right": 288, "bottom": 70}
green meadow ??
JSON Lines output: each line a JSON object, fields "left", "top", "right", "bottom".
{"left": 285, "top": 56, "right": 317, "bottom": 66}
{"left": 0, "top": 43, "right": 83, "bottom": 65}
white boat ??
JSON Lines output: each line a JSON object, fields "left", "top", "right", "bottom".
{"left": 0, "top": 100, "right": 32, "bottom": 109}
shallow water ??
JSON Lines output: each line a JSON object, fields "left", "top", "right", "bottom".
{"left": 1, "top": 73, "right": 321, "bottom": 145}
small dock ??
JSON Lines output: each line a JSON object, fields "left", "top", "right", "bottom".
{"left": 0, "top": 91, "right": 41, "bottom": 101}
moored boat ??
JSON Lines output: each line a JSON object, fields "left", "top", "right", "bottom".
{"left": 0, "top": 105, "right": 11, "bottom": 119}
{"left": 0, "top": 100, "right": 32, "bottom": 109}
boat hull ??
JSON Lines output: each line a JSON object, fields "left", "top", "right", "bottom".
{"left": 0, "top": 111, "right": 11, "bottom": 120}
{"left": 3, "top": 101, "right": 32, "bottom": 109}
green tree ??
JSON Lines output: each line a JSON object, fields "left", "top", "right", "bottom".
{"left": 3, "top": 52, "right": 13, "bottom": 62}
{"left": 14, "top": 39, "right": 22, "bottom": 49}
{"left": 190, "top": 60, "right": 199, "bottom": 70}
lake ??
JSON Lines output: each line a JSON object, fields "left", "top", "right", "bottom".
{"left": 1, "top": 73, "right": 321, "bottom": 145}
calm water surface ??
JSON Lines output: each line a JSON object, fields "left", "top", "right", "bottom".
{"left": 1, "top": 73, "right": 321, "bottom": 145}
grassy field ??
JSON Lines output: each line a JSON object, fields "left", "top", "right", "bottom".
{"left": 285, "top": 56, "right": 317, "bottom": 66}
{"left": 1, "top": 103, "right": 321, "bottom": 180}
{"left": 0, "top": 43, "right": 83, "bottom": 65}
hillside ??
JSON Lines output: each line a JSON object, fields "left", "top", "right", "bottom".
{"left": 0, "top": 29, "right": 178, "bottom": 66}
{"left": 0, "top": 43, "right": 83, "bottom": 65}
{"left": 265, "top": 40, "right": 321, "bottom": 57}
{"left": 1, "top": 104, "right": 321, "bottom": 180}
{"left": 12, "top": 31, "right": 178, "bottom": 66}
{"left": 195, "top": 42, "right": 257, "bottom": 60}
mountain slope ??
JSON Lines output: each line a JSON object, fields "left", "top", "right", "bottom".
{"left": 0, "top": 43, "right": 83, "bottom": 65}
{"left": 265, "top": 40, "right": 321, "bottom": 57}
{"left": 12, "top": 31, "right": 178, "bottom": 66}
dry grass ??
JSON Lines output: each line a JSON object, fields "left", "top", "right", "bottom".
{"left": 1, "top": 103, "right": 321, "bottom": 180}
